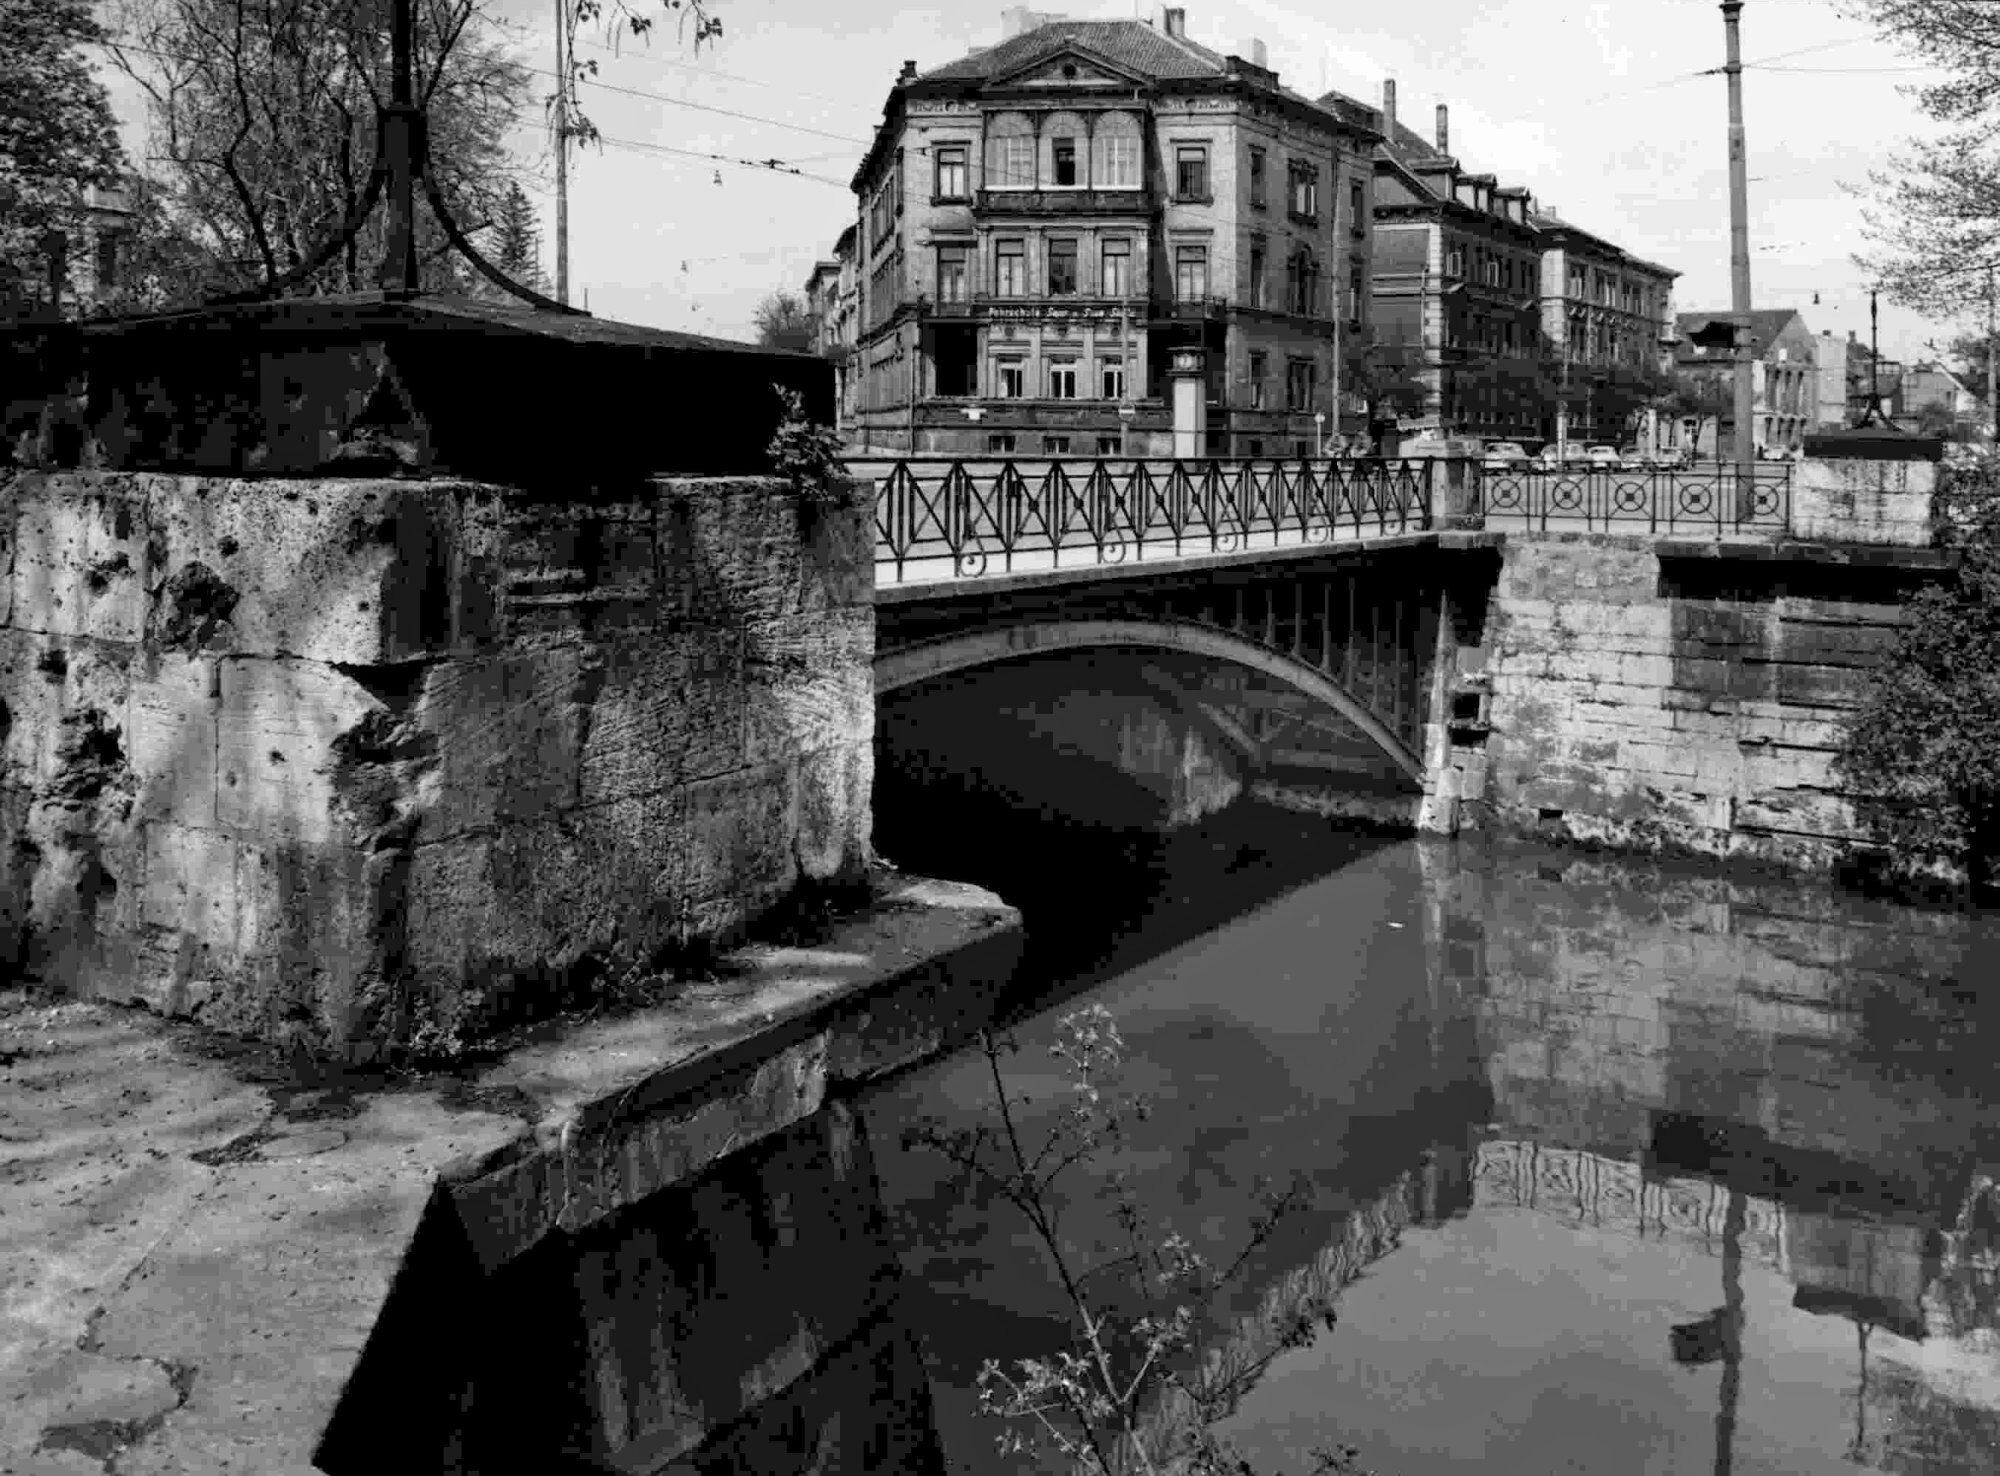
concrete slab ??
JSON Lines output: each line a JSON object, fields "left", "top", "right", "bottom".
{"left": 0, "top": 875, "right": 1020, "bottom": 1474}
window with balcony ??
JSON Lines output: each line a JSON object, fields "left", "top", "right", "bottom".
{"left": 1052, "top": 137, "right": 1079, "bottom": 187}
{"left": 1286, "top": 358, "right": 1315, "bottom": 412}
{"left": 1249, "top": 148, "right": 1267, "bottom": 208}
{"left": 1174, "top": 145, "right": 1209, "bottom": 201}
{"left": 1101, "top": 238, "right": 1131, "bottom": 297}
{"left": 1100, "top": 356, "right": 1125, "bottom": 400}
{"left": 1288, "top": 161, "right": 1318, "bottom": 221}
{"left": 935, "top": 146, "right": 967, "bottom": 200}
{"left": 1249, "top": 350, "right": 1267, "bottom": 409}
{"left": 1093, "top": 123, "right": 1141, "bottom": 188}
{"left": 1175, "top": 244, "right": 1209, "bottom": 301}
{"left": 997, "top": 358, "right": 1025, "bottom": 398}
{"left": 1049, "top": 360, "right": 1079, "bottom": 399}
{"left": 1048, "top": 238, "right": 1079, "bottom": 296}
{"left": 1249, "top": 239, "right": 1266, "bottom": 308}
{"left": 986, "top": 129, "right": 1034, "bottom": 189}
{"left": 936, "top": 245, "right": 968, "bottom": 304}
{"left": 996, "top": 238, "right": 1026, "bottom": 297}
{"left": 1350, "top": 178, "right": 1365, "bottom": 237}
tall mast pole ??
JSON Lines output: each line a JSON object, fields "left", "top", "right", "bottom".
{"left": 379, "top": 0, "right": 419, "bottom": 291}
{"left": 1721, "top": 1, "right": 1755, "bottom": 502}
{"left": 554, "top": 0, "right": 570, "bottom": 305}
{"left": 1986, "top": 266, "right": 1996, "bottom": 447}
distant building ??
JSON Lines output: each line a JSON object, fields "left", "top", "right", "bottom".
{"left": 1672, "top": 308, "right": 1819, "bottom": 455}
{"left": 1537, "top": 210, "right": 1679, "bottom": 448}
{"left": 803, "top": 223, "right": 860, "bottom": 429}
{"left": 1897, "top": 360, "right": 1979, "bottom": 436}
{"left": 843, "top": 6, "right": 1381, "bottom": 456}
{"left": 1812, "top": 329, "right": 1849, "bottom": 429}
{"left": 1339, "top": 82, "right": 1546, "bottom": 444}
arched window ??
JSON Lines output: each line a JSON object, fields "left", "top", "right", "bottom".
{"left": 984, "top": 113, "right": 1035, "bottom": 190}
{"left": 1042, "top": 112, "right": 1088, "bottom": 188}
{"left": 1090, "top": 112, "right": 1142, "bottom": 190}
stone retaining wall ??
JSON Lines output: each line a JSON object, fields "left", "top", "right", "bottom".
{"left": 0, "top": 470, "right": 873, "bottom": 1060}
{"left": 1791, "top": 455, "right": 1936, "bottom": 546}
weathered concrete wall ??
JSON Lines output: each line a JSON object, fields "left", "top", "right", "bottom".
{"left": 1791, "top": 454, "right": 1935, "bottom": 546}
{"left": 1468, "top": 532, "right": 1945, "bottom": 870}
{"left": 0, "top": 470, "right": 873, "bottom": 1059}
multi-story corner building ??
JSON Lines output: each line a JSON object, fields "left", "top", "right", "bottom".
{"left": 845, "top": 7, "right": 1380, "bottom": 456}
{"left": 1338, "top": 81, "right": 1545, "bottom": 443}
{"left": 803, "top": 223, "right": 860, "bottom": 430}
{"left": 1672, "top": 308, "right": 1819, "bottom": 455}
{"left": 1535, "top": 210, "right": 1678, "bottom": 447}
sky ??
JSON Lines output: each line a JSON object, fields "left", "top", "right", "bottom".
{"left": 88, "top": 0, "right": 1967, "bottom": 364}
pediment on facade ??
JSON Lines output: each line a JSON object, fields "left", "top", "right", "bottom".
{"left": 987, "top": 46, "right": 1150, "bottom": 91}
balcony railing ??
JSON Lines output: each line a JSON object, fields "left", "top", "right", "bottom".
{"left": 975, "top": 187, "right": 1152, "bottom": 214}
{"left": 854, "top": 455, "right": 1437, "bottom": 583}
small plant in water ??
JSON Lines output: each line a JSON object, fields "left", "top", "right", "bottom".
{"left": 905, "top": 1005, "right": 1374, "bottom": 1476}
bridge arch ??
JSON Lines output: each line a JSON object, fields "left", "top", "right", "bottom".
{"left": 874, "top": 617, "right": 1425, "bottom": 784}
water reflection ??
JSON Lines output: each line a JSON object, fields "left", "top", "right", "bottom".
{"left": 859, "top": 820, "right": 2000, "bottom": 1474}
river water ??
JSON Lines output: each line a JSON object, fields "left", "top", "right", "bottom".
{"left": 859, "top": 802, "right": 2000, "bottom": 1475}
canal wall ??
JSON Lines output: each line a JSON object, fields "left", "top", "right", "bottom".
{"left": 1459, "top": 512, "right": 1952, "bottom": 871}
{"left": 0, "top": 469, "right": 873, "bottom": 1061}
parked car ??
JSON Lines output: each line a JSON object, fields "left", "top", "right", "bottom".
{"left": 1528, "top": 447, "right": 1571, "bottom": 472}
{"left": 1583, "top": 445, "right": 1623, "bottom": 469}
{"left": 1483, "top": 441, "right": 1530, "bottom": 471}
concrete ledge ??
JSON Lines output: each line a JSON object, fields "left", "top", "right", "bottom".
{"left": 1654, "top": 537, "right": 1955, "bottom": 571}
{"left": 0, "top": 875, "right": 1020, "bottom": 1475}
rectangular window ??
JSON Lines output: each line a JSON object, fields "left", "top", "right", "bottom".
{"left": 1052, "top": 137, "right": 1078, "bottom": 187}
{"left": 1096, "top": 133, "right": 1139, "bottom": 189}
{"left": 1175, "top": 244, "right": 1208, "bottom": 302}
{"left": 1100, "top": 356, "right": 1125, "bottom": 400}
{"left": 1287, "top": 251, "right": 1317, "bottom": 316}
{"left": 987, "top": 134, "right": 1034, "bottom": 189}
{"left": 1175, "top": 145, "right": 1209, "bottom": 200}
{"left": 1249, "top": 350, "right": 1267, "bottom": 410}
{"left": 1288, "top": 161, "right": 1317, "bottom": 221}
{"left": 997, "top": 358, "right": 1025, "bottom": 398}
{"left": 996, "top": 239, "right": 1026, "bottom": 297}
{"left": 1043, "top": 435, "right": 1071, "bottom": 454}
{"left": 1349, "top": 265, "right": 1363, "bottom": 324}
{"left": 1100, "top": 238, "right": 1131, "bottom": 297}
{"left": 1350, "top": 179, "right": 1365, "bottom": 236}
{"left": 1286, "top": 358, "right": 1316, "bottom": 412}
{"left": 1048, "top": 238, "right": 1078, "bottom": 296}
{"left": 1249, "top": 147, "right": 1267, "bottom": 208}
{"left": 936, "top": 245, "right": 968, "bottom": 303}
{"left": 1249, "top": 240, "right": 1266, "bottom": 309}
{"left": 1096, "top": 435, "right": 1121, "bottom": 455}
{"left": 935, "top": 145, "right": 967, "bottom": 200}
{"left": 987, "top": 433, "right": 1017, "bottom": 453}
{"left": 1049, "top": 360, "right": 1079, "bottom": 399}
{"left": 1447, "top": 248, "right": 1464, "bottom": 279}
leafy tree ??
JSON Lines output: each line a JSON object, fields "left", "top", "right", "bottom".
{"left": 1850, "top": 3, "right": 2000, "bottom": 317}
{"left": 1342, "top": 336, "right": 1430, "bottom": 453}
{"left": 0, "top": 0, "right": 128, "bottom": 313}
{"left": 753, "top": 290, "right": 816, "bottom": 352}
{"left": 107, "top": 0, "right": 536, "bottom": 303}
{"left": 1836, "top": 451, "right": 2000, "bottom": 896}
{"left": 906, "top": 1006, "right": 1370, "bottom": 1476}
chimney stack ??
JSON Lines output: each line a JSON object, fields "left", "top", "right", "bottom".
{"left": 1163, "top": 7, "right": 1185, "bottom": 38}
{"left": 1250, "top": 37, "right": 1267, "bottom": 69}
{"left": 898, "top": 58, "right": 917, "bottom": 82}
{"left": 1383, "top": 79, "right": 1397, "bottom": 135}
{"left": 1435, "top": 103, "right": 1449, "bottom": 155}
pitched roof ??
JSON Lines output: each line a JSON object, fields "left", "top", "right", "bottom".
{"left": 1675, "top": 308, "right": 1806, "bottom": 358}
{"left": 920, "top": 19, "right": 1230, "bottom": 81}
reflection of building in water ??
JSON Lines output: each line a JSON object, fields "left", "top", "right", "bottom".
{"left": 1476, "top": 1140, "right": 2000, "bottom": 1475}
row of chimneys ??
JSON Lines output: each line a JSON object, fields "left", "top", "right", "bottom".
{"left": 1381, "top": 79, "right": 1450, "bottom": 155}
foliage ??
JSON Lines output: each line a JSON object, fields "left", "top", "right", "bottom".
{"left": 485, "top": 179, "right": 544, "bottom": 296}
{"left": 1849, "top": 2, "right": 2000, "bottom": 318}
{"left": 766, "top": 384, "right": 847, "bottom": 504}
{"left": 905, "top": 1006, "right": 1373, "bottom": 1476}
{"left": 106, "top": 0, "right": 536, "bottom": 304}
{"left": 1660, "top": 369, "right": 1735, "bottom": 452}
{"left": 0, "top": 0, "right": 128, "bottom": 310}
{"left": 1835, "top": 450, "right": 2000, "bottom": 895}
{"left": 1342, "top": 337, "right": 1430, "bottom": 451}
{"left": 753, "top": 290, "right": 817, "bottom": 353}
{"left": 553, "top": 0, "right": 720, "bottom": 153}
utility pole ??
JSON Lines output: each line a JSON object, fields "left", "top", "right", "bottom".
{"left": 1721, "top": 0, "right": 1755, "bottom": 504}
{"left": 554, "top": 0, "right": 570, "bottom": 306}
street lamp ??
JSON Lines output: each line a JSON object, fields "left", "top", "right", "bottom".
{"left": 1315, "top": 410, "right": 1326, "bottom": 459}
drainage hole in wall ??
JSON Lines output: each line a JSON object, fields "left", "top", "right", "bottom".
{"left": 1538, "top": 807, "right": 1565, "bottom": 822}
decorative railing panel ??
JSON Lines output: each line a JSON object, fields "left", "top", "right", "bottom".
{"left": 855, "top": 457, "right": 1436, "bottom": 584}
{"left": 1478, "top": 463, "right": 1793, "bottom": 535}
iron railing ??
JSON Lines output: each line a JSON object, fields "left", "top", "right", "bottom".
{"left": 856, "top": 456, "right": 1436, "bottom": 583}
{"left": 1477, "top": 462, "right": 1793, "bottom": 535}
